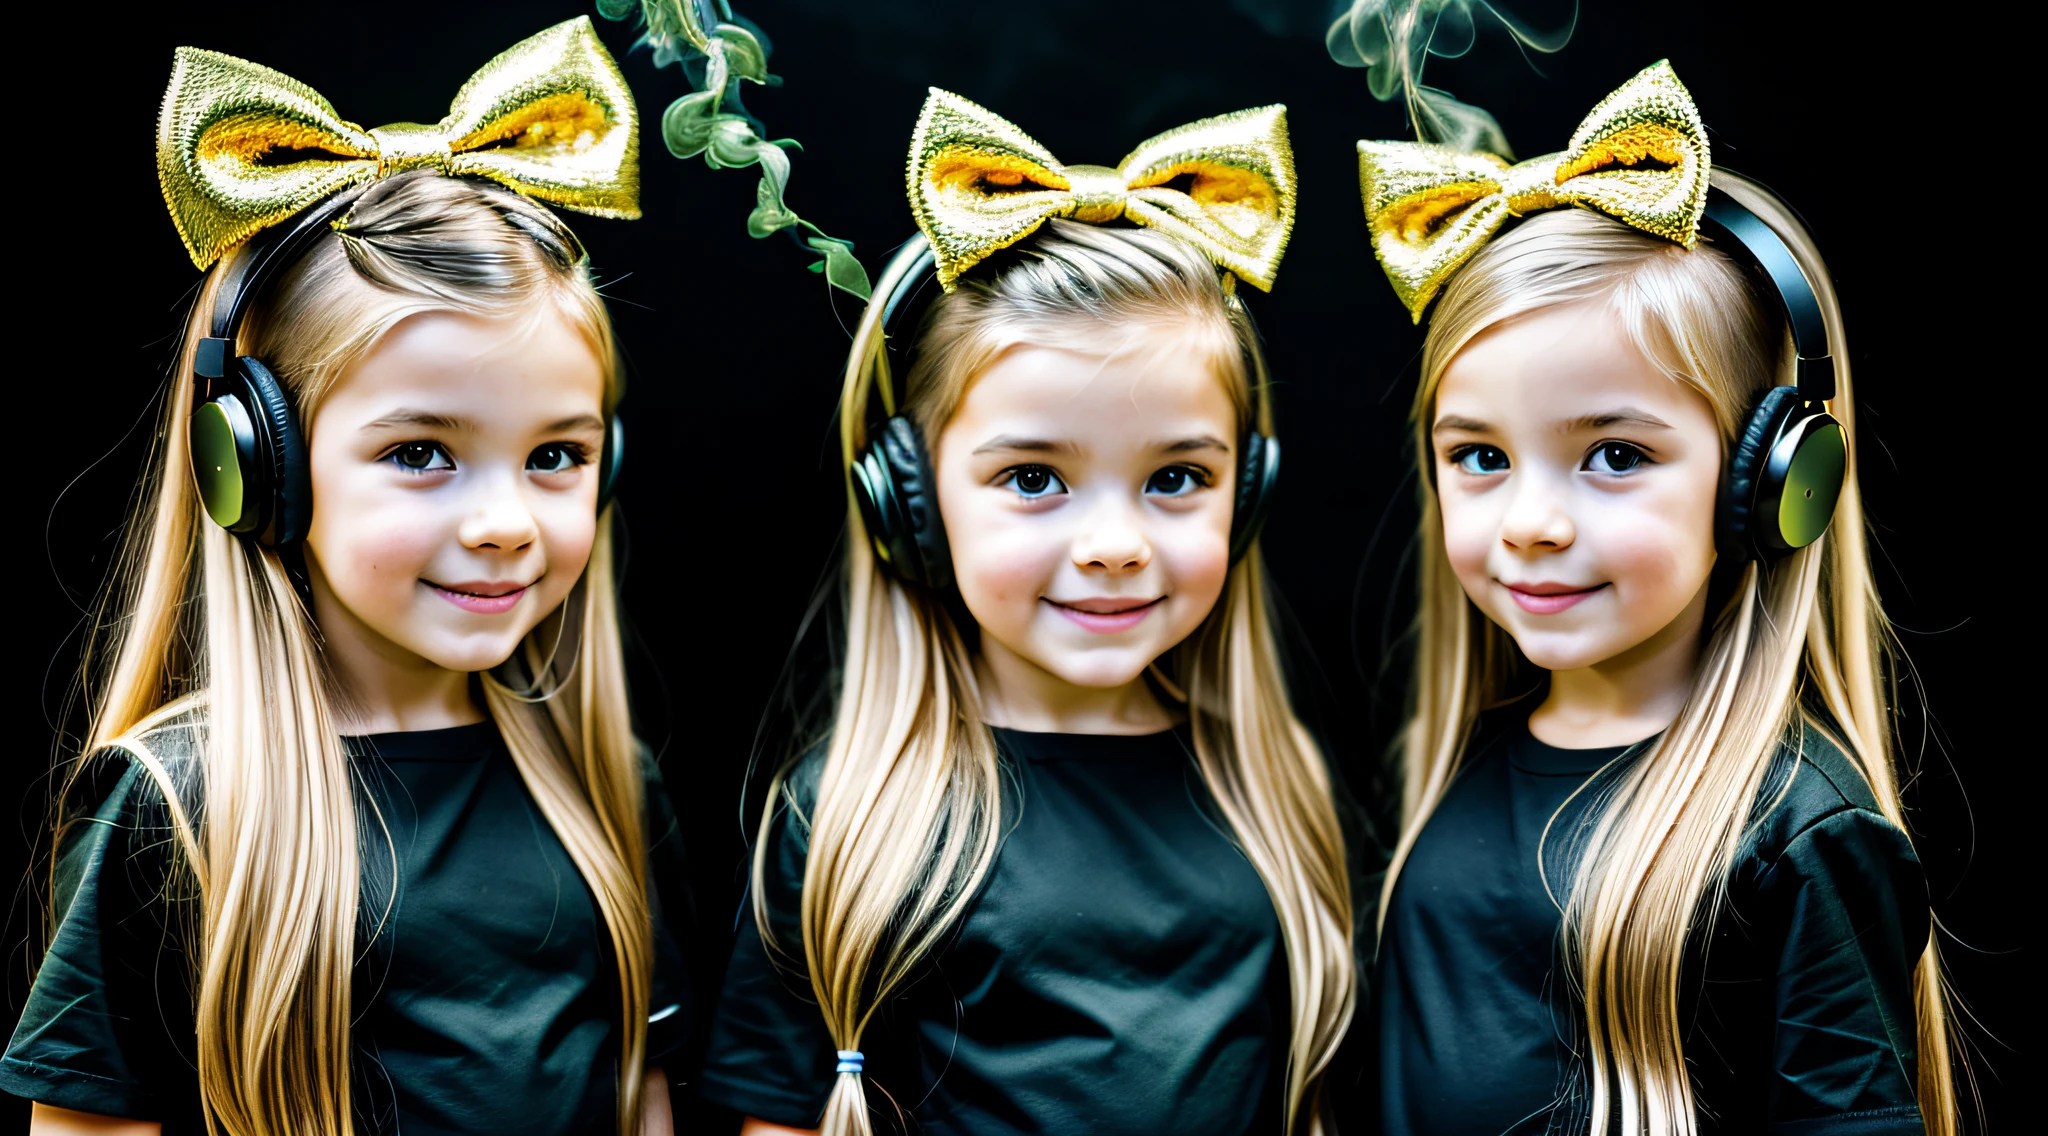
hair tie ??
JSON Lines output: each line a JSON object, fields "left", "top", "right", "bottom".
{"left": 835, "top": 1050, "right": 864, "bottom": 1074}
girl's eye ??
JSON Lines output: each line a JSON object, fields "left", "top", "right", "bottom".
{"left": 1451, "top": 445, "right": 1510, "bottom": 475}
{"left": 1005, "top": 465, "right": 1067, "bottom": 499}
{"left": 528, "top": 443, "right": 586, "bottom": 474}
{"left": 1144, "top": 465, "right": 1209, "bottom": 497}
{"left": 388, "top": 442, "right": 453, "bottom": 473}
{"left": 1585, "top": 441, "right": 1648, "bottom": 474}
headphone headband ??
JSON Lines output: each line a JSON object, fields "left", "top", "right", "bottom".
{"left": 196, "top": 187, "right": 371, "bottom": 386}
{"left": 1700, "top": 187, "right": 1835, "bottom": 401}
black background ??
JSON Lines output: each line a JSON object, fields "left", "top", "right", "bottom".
{"left": 6, "top": 1, "right": 2018, "bottom": 1131}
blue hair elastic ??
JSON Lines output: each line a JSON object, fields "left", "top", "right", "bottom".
{"left": 836, "top": 1050, "right": 864, "bottom": 1074}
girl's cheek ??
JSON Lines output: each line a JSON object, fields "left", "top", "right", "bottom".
{"left": 1439, "top": 498, "right": 1497, "bottom": 584}
{"left": 1593, "top": 507, "right": 1711, "bottom": 621}
{"left": 335, "top": 523, "right": 441, "bottom": 597}
{"left": 1155, "top": 525, "right": 1230, "bottom": 618}
{"left": 537, "top": 505, "right": 598, "bottom": 581}
{"left": 954, "top": 521, "right": 1060, "bottom": 620}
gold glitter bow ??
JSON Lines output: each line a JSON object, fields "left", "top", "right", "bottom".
{"left": 909, "top": 89, "right": 1297, "bottom": 292}
{"left": 158, "top": 16, "right": 639, "bottom": 269}
{"left": 1357, "top": 59, "right": 1709, "bottom": 321}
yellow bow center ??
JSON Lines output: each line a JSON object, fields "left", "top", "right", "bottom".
{"left": 369, "top": 123, "right": 455, "bottom": 176}
{"left": 1063, "top": 164, "right": 1127, "bottom": 223}
{"left": 1499, "top": 160, "right": 1567, "bottom": 217}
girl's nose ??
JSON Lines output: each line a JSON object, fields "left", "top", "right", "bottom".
{"left": 458, "top": 475, "right": 540, "bottom": 552}
{"left": 1071, "top": 501, "right": 1152, "bottom": 573}
{"left": 1498, "top": 476, "right": 1576, "bottom": 552}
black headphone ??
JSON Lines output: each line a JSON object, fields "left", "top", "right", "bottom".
{"left": 1700, "top": 185, "right": 1848, "bottom": 563}
{"left": 847, "top": 237, "right": 1282, "bottom": 591}
{"left": 188, "top": 183, "right": 626, "bottom": 547}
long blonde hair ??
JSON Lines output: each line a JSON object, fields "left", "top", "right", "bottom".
{"left": 756, "top": 221, "right": 1355, "bottom": 1135}
{"left": 1385, "top": 178, "right": 1957, "bottom": 1133}
{"left": 65, "top": 173, "right": 651, "bottom": 1135}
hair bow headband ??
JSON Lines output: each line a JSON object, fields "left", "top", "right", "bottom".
{"left": 157, "top": 16, "right": 639, "bottom": 270}
{"left": 1357, "top": 60, "right": 1709, "bottom": 321}
{"left": 909, "top": 89, "right": 1297, "bottom": 293}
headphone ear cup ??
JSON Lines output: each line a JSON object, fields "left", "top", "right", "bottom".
{"left": 1230, "top": 433, "right": 1280, "bottom": 563}
{"left": 1718, "top": 386, "right": 1799, "bottom": 557}
{"left": 190, "top": 390, "right": 264, "bottom": 537}
{"left": 597, "top": 415, "right": 625, "bottom": 511}
{"left": 876, "top": 416, "right": 953, "bottom": 590}
{"left": 235, "top": 357, "right": 310, "bottom": 546}
{"left": 850, "top": 444, "right": 905, "bottom": 573}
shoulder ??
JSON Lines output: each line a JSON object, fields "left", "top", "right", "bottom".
{"left": 1734, "top": 718, "right": 1922, "bottom": 906}
{"left": 1746, "top": 718, "right": 1896, "bottom": 857}
{"left": 62, "top": 699, "right": 209, "bottom": 832}
{"left": 106, "top": 698, "right": 208, "bottom": 785}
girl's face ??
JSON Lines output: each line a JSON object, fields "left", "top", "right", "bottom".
{"left": 932, "top": 333, "right": 1239, "bottom": 693}
{"left": 302, "top": 309, "right": 607, "bottom": 676}
{"left": 1431, "top": 302, "right": 1722, "bottom": 673}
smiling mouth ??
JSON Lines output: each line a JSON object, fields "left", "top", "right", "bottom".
{"left": 425, "top": 580, "right": 532, "bottom": 615}
{"left": 1044, "top": 596, "right": 1164, "bottom": 634}
{"left": 1500, "top": 581, "right": 1609, "bottom": 615}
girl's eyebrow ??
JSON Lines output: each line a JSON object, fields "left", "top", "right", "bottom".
{"left": 972, "top": 435, "right": 1079, "bottom": 455}
{"left": 363, "top": 409, "right": 469, "bottom": 432}
{"left": 1157, "top": 435, "right": 1231, "bottom": 455}
{"left": 1432, "top": 414, "right": 1492, "bottom": 435}
{"left": 360, "top": 411, "right": 606, "bottom": 433}
{"left": 1559, "top": 408, "right": 1672, "bottom": 433}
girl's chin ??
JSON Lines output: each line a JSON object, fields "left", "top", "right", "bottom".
{"left": 1033, "top": 652, "right": 1157, "bottom": 692}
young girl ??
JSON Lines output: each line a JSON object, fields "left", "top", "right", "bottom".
{"left": 698, "top": 90, "right": 1355, "bottom": 1136}
{"left": 1356, "top": 62, "right": 1957, "bottom": 1133}
{"left": 2, "top": 20, "right": 690, "bottom": 1135}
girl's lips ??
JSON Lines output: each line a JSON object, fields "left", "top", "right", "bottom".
{"left": 426, "top": 581, "right": 530, "bottom": 615}
{"left": 1501, "top": 581, "right": 1609, "bottom": 615}
{"left": 1046, "top": 597, "right": 1163, "bottom": 634}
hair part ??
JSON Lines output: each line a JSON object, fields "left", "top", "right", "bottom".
{"left": 764, "top": 220, "right": 1353, "bottom": 1136}
{"left": 68, "top": 172, "right": 650, "bottom": 1135}
{"left": 1389, "top": 184, "right": 1958, "bottom": 1133}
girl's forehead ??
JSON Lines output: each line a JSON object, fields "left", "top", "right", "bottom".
{"left": 957, "top": 340, "right": 1237, "bottom": 423}
{"left": 1437, "top": 304, "right": 1694, "bottom": 419}
{"left": 314, "top": 309, "right": 605, "bottom": 425}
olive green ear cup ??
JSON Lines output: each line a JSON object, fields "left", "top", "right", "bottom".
{"left": 1718, "top": 388, "right": 1847, "bottom": 561}
{"left": 189, "top": 395, "right": 258, "bottom": 534}
{"left": 1769, "top": 418, "right": 1846, "bottom": 551}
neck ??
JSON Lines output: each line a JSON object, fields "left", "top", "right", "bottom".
{"left": 974, "top": 638, "right": 1176, "bottom": 735}
{"left": 1529, "top": 582, "right": 1710, "bottom": 749}
{"left": 310, "top": 582, "right": 484, "bottom": 737}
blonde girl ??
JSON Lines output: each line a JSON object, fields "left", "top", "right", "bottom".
{"left": 697, "top": 90, "right": 1355, "bottom": 1136}
{"left": 2, "top": 20, "right": 690, "bottom": 1136}
{"left": 1356, "top": 62, "right": 1957, "bottom": 1134}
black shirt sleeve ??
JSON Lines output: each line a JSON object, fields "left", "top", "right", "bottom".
{"left": 1, "top": 752, "right": 197, "bottom": 1121}
{"left": 695, "top": 757, "right": 839, "bottom": 1126}
{"left": 1743, "top": 803, "right": 1929, "bottom": 1133}
{"left": 642, "top": 748, "right": 696, "bottom": 1066}
{"left": 1718, "top": 735, "right": 1930, "bottom": 1136}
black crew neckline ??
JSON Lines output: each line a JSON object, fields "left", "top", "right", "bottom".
{"left": 991, "top": 724, "right": 1185, "bottom": 763}
{"left": 1506, "top": 717, "right": 1644, "bottom": 777}
{"left": 344, "top": 720, "right": 501, "bottom": 763}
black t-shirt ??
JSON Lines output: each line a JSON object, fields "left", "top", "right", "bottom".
{"left": 699, "top": 726, "right": 1291, "bottom": 1135}
{"left": 1376, "top": 713, "right": 1928, "bottom": 1135}
{"left": 1, "top": 714, "right": 693, "bottom": 1135}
